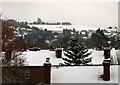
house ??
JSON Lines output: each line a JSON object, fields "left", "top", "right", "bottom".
{"left": 20, "top": 48, "right": 119, "bottom": 83}
{"left": 1, "top": 48, "right": 119, "bottom": 84}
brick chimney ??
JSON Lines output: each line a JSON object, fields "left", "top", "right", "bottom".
{"left": 55, "top": 48, "right": 62, "bottom": 58}
{"left": 102, "top": 59, "right": 111, "bottom": 81}
{"left": 43, "top": 58, "right": 51, "bottom": 84}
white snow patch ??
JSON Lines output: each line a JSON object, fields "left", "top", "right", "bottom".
{"left": 90, "top": 50, "right": 104, "bottom": 64}
{"left": 22, "top": 50, "right": 64, "bottom": 66}
{"left": 51, "top": 66, "right": 118, "bottom": 83}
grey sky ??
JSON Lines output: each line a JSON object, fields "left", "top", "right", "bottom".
{"left": 1, "top": 1, "right": 118, "bottom": 27}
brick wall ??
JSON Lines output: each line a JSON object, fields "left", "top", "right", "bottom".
{"left": 2, "top": 66, "right": 51, "bottom": 84}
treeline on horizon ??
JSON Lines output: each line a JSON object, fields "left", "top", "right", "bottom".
{"left": 1, "top": 18, "right": 72, "bottom": 28}
{"left": 1, "top": 18, "right": 120, "bottom": 50}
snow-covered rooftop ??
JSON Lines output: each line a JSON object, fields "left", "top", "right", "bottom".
{"left": 51, "top": 66, "right": 118, "bottom": 83}
{"left": 18, "top": 48, "right": 120, "bottom": 83}
{"left": 22, "top": 49, "right": 99, "bottom": 66}
{"left": 22, "top": 48, "right": 119, "bottom": 66}
{"left": 22, "top": 50, "right": 63, "bottom": 66}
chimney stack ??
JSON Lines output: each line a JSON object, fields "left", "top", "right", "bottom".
{"left": 55, "top": 48, "right": 62, "bottom": 58}
{"left": 102, "top": 59, "right": 111, "bottom": 81}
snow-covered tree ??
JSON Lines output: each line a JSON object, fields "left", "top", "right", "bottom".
{"left": 62, "top": 39, "right": 92, "bottom": 66}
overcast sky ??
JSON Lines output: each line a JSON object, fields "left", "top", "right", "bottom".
{"left": 0, "top": 0, "right": 119, "bottom": 27}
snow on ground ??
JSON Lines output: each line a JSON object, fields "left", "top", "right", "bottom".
{"left": 22, "top": 49, "right": 105, "bottom": 66}
{"left": 51, "top": 66, "right": 118, "bottom": 83}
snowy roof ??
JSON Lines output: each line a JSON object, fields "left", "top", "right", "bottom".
{"left": 3, "top": 48, "right": 118, "bottom": 83}
{"left": 51, "top": 66, "right": 118, "bottom": 83}
{"left": 21, "top": 48, "right": 119, "bottom": 66}
{"left": 21, "top": 49, "right": 119, "bottom": 83}
{"left": 22, "top": 49, "right": 93, "bottom": 66}
{"left": 22, "top": 50, "right": 63, "bottom": 66}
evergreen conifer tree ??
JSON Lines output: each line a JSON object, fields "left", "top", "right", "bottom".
{"left": 62, "top": 39, "right": 92, "bottom": 65}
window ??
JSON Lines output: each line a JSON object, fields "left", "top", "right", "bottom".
{"left": 25, "top": 70, "right": 30, "bottom": 79}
